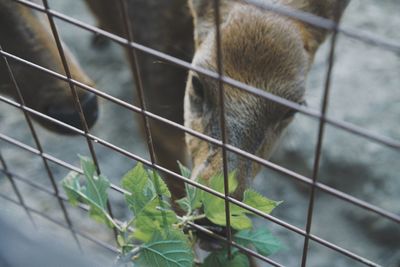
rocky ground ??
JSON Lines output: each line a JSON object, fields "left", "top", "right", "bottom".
{"left": 0, "top": 0, "right": 399, "bottom": 266}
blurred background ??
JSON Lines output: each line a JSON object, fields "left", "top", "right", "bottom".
{"left": 0, "top": 0, "right": 399, "bottom": 266}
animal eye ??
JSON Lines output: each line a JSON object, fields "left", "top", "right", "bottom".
{"left": 191, "top": 75, "right": 204, "bottom": 99}
{"left": 283, "top": 108, "right": 298, "bottom": 120}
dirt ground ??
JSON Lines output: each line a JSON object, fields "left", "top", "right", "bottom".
{"left": 0, "top": 0, "right": 399, "bottom": 266}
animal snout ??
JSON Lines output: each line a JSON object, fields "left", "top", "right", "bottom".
{"left": 46, "top": 92, "right": 98, "bottom": 133}
{"left": 190, "top": 151, "right": 252, "bottom": 200}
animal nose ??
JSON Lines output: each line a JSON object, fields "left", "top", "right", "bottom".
{"left": 46, "top": 92, "right": 99, "bottom": 132}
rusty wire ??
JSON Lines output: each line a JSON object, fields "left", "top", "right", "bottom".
{"left": 41, "top": 0, "right": 119, "bottom": 241}
{"left": 0, "top": 67, "right": 397, "bottom": 267}
{"left": 0, "top": 0, "right": 399, "bottom": 266}
{"left": 0, "top": 152, "right": 35, "bottom": 226}
{"left": 300, "top": 2, "right": 342, "bottom": 266}
{"left": 0, "top": 44, "right": 82, "bottom": 250}
{"left": 0, "top": 164, "right": 380, "bottom": 267}
{"left": 1, "top": 51, "right": 399, "bottom": 225}
{"left": 213, "top": 0, "right": 233, "bottom": 258}
{"left": 7, "top": 0, "right": 400, "bottom": 152}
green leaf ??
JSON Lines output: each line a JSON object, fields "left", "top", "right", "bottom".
{"left": 122, "top": 163, "right": 175, "bottom": 242}
{"left": 204, "top": 203, "right": 253, "bottom": 230}
{"left": 176, "top": 162, "right": 202, "bottom": 213}
{"left": 202, "top": 250, "right": 249, "bottom": 267}
{"left": 177, "top": 161, "right": 191, "bottom": 179}
{"left": 208, "top": 171, "right": 238, "bottom": 194}
{"left": 117, "top": 234, "right": 125, "bottom": 247}
{"left": 202, "top": 172, "right": 252, "bottom": 230}
{"left": 136, "top": 231, "right": 193, "bottom": 267}
{"left": 133, "top": 198, "right": 178, "bottom": 242}
{"left": 121, "top": 164, "right": 171, "bottom": 216}
{"left": 148, "top": 169, "right": 171, "bottom": 198}
{"left": 242, "top": 189, "right": 281, "bottom": 215}
{"left": 235, "top": 228, "right": 281, "bottom": 256}
{"left": 121, "top": 163, "right": 155, "bottom": 215}
{"left": 202, "top": 189, "right": 252, "bottom": 230}
{"left": 79, "top": 155, "right": 96, "bottom": 179}
{"left": 175, "top": 197, "right": 191, "bottom": 213}
{"left": 62, "top": 171, "right": 81, "bottom": 206}
{"left": 62, "top": 165, "right": 113, "bottom": 228}
{"left": 186, "top": 184, "right": 202, "bottom": 211}
{"left": 85, "top": 173, "right": 109, "bottom": 210}
{"left": 76, "top": 157, "right": 109, "bottom": 210}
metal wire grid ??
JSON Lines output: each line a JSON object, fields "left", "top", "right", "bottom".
{"left": 0, "top": 0, "right": 398, "bottom": 266}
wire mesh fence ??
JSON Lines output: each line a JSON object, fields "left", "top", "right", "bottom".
{"left": 0, "top": 0, "right": 399, "bottom": 266}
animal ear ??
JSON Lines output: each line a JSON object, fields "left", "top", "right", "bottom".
{"left": 188, "top": 0, "right": 215, "bottom": 46}
{"left": 290, "top": 0, "right": 350, "bottom": 59}
{"left": 296, "top": 24, "right": 327, "bottom": 59}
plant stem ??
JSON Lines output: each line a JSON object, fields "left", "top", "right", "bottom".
{"left": 114, "top": 247, "right": 141, "bottom": 266}
{"left": 191, "top": 214, "right": 206, "bottom": 221}
{"left": 176, "top": 213, "right": 206, "bottom": 228}
{"left": 126, "top": 217, "right": 135, "bottom": 229}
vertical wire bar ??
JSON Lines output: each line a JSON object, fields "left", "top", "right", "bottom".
{"left": 40, "top": 0, "right": 118, "bottom": 241}
{"left": 0, "top": 152, "right": 36, "bottom": 226}
{"left": 116, "top": 0, "right": 157, "bottom": 165}
{"left": 39, "top": 0, "right": 100, "bottom": 172}
{"left": 300, "top": 4, "right": 342, "bottom": 266}
{"left": 213, "top": 0, "right": 233, "bottom": 258}
{"left": 0, "top": 45, "right": 81, "bottom": 250}
{"left": 116, "top": 0, "right": 168, "bottom": 226}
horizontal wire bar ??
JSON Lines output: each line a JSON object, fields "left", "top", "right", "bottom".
{"left": 187, "top": 221, "right": 284, "bottom": 267}
{"left": 1, "top": 97, "right": 399, "bottom": 225}
{"left": 188, "top": 220, "right": 382, "bottom": 267}
{"left": 308, "top": 234, "right": 381, "bottom": 267}
{"left": 0, "top": 193, "right": 119, "bottom": 254}
{"left": 0, "top": 91, "right": 395, "bottom": 226}
{"left": 1, "top": 44, "right": 82, "bottom": 250}
{"left": 0, "top": 131, "right": 395, "bottom": 267}
{"left": 1, "top": 1, "right": 397, "bottom": 266}
{"left": 244, "top": 0, "right": 400, "bottom": 54}
{"left": 0, "top": 167, "right": 284, "bottom": 266}
{"left": 1, "top": 98, "right": 399, "bottom": 265}
{"left": 0, "top": 167, "right": 383, "bottom": 267}
{"left": 0, "top": 152, "right": 35, "bottom": 225}
{"left": 314, "top": 182, "right": 400, "bottom": 222}
{"left": 1, "top": 93, "right": 400, "bottom": 224}
{"left": 39, "top": 0, "right": 119, "bottom": 241}
{"left": 5, "top": 0, "right": 400, "bottom": 150}
{"left": 0, "top": 131, "right": 128, "bottom": 195}
{"left": 14, "top": 0, "right": 400, "bottom": 55}
{"left": 0, "top": 51, "right": 399, "bottom": 223}
{"left": 1, "top": 168, "right": 55, "bottom": 196}
{"left": 0, "top": 46, "right": 400, "bottom": 157}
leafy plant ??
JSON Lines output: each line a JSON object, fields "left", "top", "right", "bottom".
{"left": 62, "top": 156, "right": 282, "bottom": 266}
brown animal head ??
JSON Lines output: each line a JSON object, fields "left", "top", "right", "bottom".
{"left": 0, "top": 0, "right": 98, "bottom": 133}
{"left": 185, "top": 0, "right": 348, "bottom": 197}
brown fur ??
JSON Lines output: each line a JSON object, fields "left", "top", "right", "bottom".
{"left": 0, "top": 0, "right": 98, "bottom": 133}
